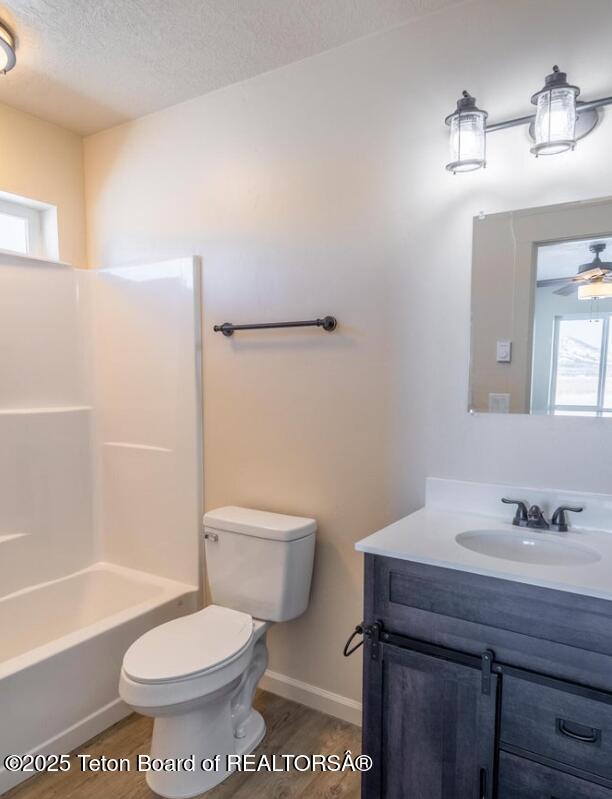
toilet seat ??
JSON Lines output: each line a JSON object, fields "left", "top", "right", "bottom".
{"left": 123, "top": 605, "right": 253, "bottom": 685}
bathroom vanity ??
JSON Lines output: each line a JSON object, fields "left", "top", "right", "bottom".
{"left": 356, "top": 479, "right": 612, "bottom": 799}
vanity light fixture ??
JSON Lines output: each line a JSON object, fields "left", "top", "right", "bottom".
{"left": 445, "top": 91, "right": 488, "bottom": 173}
{"left": 0, "top": 22, "right": 16, "bottom": 74}
{"left": 530, "top": 66, "right": 578, "bottom": 156}
{"left": 445, "top": 65, "right": 612, "bottom": 173}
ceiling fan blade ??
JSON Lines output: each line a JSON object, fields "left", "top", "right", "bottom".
{"left": 554, "top": 283, "right": 578, "bottom": 296}
{"left": 576, "top": 267, "right": 607, "bottom": 281}
{"left": 537, "top": 277, "right": 574, "bottom": 288}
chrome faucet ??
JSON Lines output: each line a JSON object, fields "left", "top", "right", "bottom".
{"left": 526, "top": 504, "right": 549, "bottom": 530}
{"left": 502, "top": 498, "right": 583, "bottom": 531}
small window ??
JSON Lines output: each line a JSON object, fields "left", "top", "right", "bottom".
{"left": 0, "top": 193, "right": 57, "bottom": 259}
{"left": 0, "top": 211, "right": 29, "bottom": 254}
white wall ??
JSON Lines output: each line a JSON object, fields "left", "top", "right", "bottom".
{"left": 83, "top": 0, "right": 612, "bottom": 706}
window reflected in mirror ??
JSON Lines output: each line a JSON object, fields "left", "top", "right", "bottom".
{"left": 532, "top": 239, "right": 612, "bottom": 416}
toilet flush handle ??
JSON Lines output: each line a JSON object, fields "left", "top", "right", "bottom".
{"left": 203, "top": 532, "right": 218, "bottom": 542}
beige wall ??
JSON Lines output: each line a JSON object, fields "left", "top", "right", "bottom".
{"left": 0, "top": 102, "right": 86, "bottom": 266}
{"left": 82, "top": 41, "right": 403, "bottom": 706}
{"left": 83, "top": 0, "right": 612, "bottom": 707}
{"left": 470, "top": 212, "right": 534, "bottom": 413}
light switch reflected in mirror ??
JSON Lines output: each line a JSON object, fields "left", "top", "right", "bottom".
{"left": 470, "top": 197, "right": 612, "bottom": 416}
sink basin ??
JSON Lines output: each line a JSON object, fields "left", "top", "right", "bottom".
{"left": 455, "top": 529, "right": 601, "bottom": 566}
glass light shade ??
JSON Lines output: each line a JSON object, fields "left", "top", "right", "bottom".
{"left": 578, "top": 281, "right": 612, "bottom": 301}
{"left": 531, "top": 68, "right": 578, "bottom": 157}
{"left": 445, "top": 93, "right": 487, "bottom": 174}
{"left": 0, "top": 23, "right": 15, "bottom": 74}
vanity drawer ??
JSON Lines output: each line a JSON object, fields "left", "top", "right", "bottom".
{"left": 500, "top": 674, "right": 612, "bottom": 780}
{"left": 498, "top": 751, "right": 612, "bottom": 799}
{"left": 365, "top": 556, "right": 612, "bottom": 690}
{"left": 375, "top": 557, "right": 612, "bottom": 658}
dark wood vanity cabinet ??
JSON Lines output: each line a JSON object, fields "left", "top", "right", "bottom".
{"left": 363, "top": 640, "right": 498, "bottom": 798}
{"left": 362, "top": 555, "right": 612, "bottom": 798}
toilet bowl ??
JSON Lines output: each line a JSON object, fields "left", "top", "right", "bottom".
{"left": 120, "top": 507, "right": 316, "bottom": 798}
{"left": 120, "top": 605, "right": 270, "bottom": 797}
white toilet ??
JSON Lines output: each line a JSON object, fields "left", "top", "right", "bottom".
{"left": 119, "top": 506, "right": 316, "bottom": 798}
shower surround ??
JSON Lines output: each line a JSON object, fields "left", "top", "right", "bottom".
{"left": 0, "top": 253, "right": 202, "bottom": 793}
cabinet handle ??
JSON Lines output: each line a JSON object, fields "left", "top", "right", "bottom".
{"left": 343, "top": 623, "right": 364, "bottom": 657}
{"left": 479, "top": 767, "right": 487, "bottom": 799}
{"left": 556, "top": 717, "right": 601, "bottom": 744}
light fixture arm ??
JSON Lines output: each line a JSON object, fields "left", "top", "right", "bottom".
{"left": 485, "top": 95, "right": 612, "bottom": 133}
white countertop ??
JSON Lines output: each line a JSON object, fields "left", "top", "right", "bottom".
{"left": 355, "top": 482, "right": 612, "bottom": 601}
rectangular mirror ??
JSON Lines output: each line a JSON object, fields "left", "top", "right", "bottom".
{"left": 470, "top": 196, "right": 612, "bottom": 416}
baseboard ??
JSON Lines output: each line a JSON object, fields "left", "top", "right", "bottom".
{"left": 0, "top": 698, "right": 131, "bottom": 794}
{"left": 260, "top": 669, "right": 362, "bottom": 727}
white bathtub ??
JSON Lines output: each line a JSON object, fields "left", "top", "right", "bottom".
{"left": 0, "top": 562, "right": 198, "bottom": 793}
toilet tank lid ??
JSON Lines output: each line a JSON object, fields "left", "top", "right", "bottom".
{"left": 203, "top": 506, "right": 316, "bottom": 541}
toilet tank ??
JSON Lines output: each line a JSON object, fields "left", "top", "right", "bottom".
{"left": 203, "top": 507, "right": 316, "bottom": 622}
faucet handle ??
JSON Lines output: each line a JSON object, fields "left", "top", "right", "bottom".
{"left": 551, "top": 505, "right": 584, "bottom": 532}
{"left": 502, "top": 498, "right": 529, "bottom": 527}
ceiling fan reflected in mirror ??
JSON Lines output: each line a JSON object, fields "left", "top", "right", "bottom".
{"left": 537, "top": 242, "right": 612, "bottom": 300}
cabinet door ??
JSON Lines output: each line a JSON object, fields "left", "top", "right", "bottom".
{"left": 498, "top": 751, "right": 612, "bottom": 798}
{"left": 363, "top": 642, "right": 498, "bottom": 799}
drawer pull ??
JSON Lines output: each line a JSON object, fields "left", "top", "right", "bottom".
{"left": 556, "top": 717, "right": 601, "bottom": 744}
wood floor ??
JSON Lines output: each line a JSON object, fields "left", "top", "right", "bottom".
{"left": 5, "top": 691, "right": 361, "bottom": 799}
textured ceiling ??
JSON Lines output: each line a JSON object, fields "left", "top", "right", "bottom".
{"left": 0, "top": 0, "right": 466, "bottom": 135}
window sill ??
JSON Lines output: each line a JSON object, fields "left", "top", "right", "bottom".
{"left": 0, "top": 248, "right": 73, "bottom": 269}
